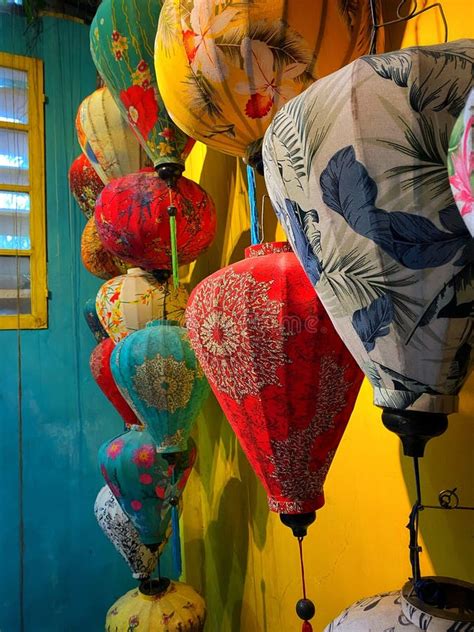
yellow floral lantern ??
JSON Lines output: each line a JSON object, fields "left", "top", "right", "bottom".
{"left": 96, "top": 268, "right": 189, "bottom": 343}
{"left": 81, "top": 217, "right": 131, "bottom": 280}
{"left": 105, "top": 580, "right": 206, "bottom": 632}
{"left": 155, "top": 0, "right": 384, "bottom": 165}
{"left": 76, "top": 87, "right": 147, "bottom": 184}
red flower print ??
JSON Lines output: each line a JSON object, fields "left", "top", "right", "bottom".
{"left": 132, "top": 444, "right": 155, "bottom": 468}
{"left": 120, "top": 85, "right": 158, "bottom": 140}
{"left": 166, "top": 464, "right": 175, "bottom": 477}
{"left": 244, "top": 93, "right": 273, "bottom": 119}
{"left": 110, "top": 289, "right": 120, "bottom": 303}
{"left": 139, "top": 473, "right": 153, "bottom": 485}
{"left": 107, "top": 439, "right": 124, "bottom": 459}
{"left": 112, "top": 30, "right": 120, "bottom": 42}
{"left": 183, "top": 30, "right": 198, "bottom": 63}
{"left": 155, "top": 485, "right": 166, "bottom": 499}
{"left": 115, "top": 51, "right": 123, "bottom": 61}
{"left": 137, "top": 60, "right": 148, "bottom": 72}
{"left": 131, "top": 500, "right": 142, "bottom": 511}
{"left": 160, "top": 127, "right": 175, "bottom": 141}
{"left": 141, "top": 79, "right": 150, "bottom": 90}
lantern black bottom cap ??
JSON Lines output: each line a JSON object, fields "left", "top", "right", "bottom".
{"left": 139, "top": 577, "right": 171, "bottom": 596}
{"left": 279, "top": 511, "right": 316, "bottom": 538}
{"left": 403, "top": 576, "right": 474, "bottom": 616}
{"left": 381, "top": 408, "right": 448, "bottom": 457}
{"left": 155, "top": 162, "right": 185, "bottom": 188}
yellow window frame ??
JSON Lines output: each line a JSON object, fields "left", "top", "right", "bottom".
{"left": 0, "top": 52, "right": 47, "bottom": 329}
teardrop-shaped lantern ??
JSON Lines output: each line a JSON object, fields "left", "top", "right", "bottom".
{"left": 90, "top": 338, "right": 141, "bottom": 429}
{"left": 94, "top": 485, "right": 159, "bottom": 580}
{"left": 448, "top": 88, "right": 474, "bottom": 236}
{"left": 155, "top": 0, "right": 383, "bottom": 165}
{"left": 95, "top": 170, "right": 216, "bottom": 272}
{"left": 90, "top": 0, "right": 194, "bottom": 181}
{"left": 111, "top": 320, "right": 209, "bottom": 451}
{"left": 96, "top": 268, "right": 188, "bottom": 343}
{"left": 263, "top": 40, "right": 474, "bottom": 454}
{"left": 83, "top": 298, "right": 109, "bottom": 343}
{"left": 186, "top": 242, "right": 363, "bottom": 517}
{"left": 81, "top": 216, "right": 131, "bottom": 280}
{"left": 68, "top": 153, "right": 104, "bottom": 219}
{"left": 76, "top": 87, "right": 147, "bottom": 185}
{"left": 105, "top": 581, "right": 206, "bottom": 631}
{"left": 99, "top": 427, "right": 196, "bottom": 546}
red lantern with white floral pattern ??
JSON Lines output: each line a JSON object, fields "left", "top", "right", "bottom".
{"left": 68, "top": 153, "right": 104, "bottom": 219}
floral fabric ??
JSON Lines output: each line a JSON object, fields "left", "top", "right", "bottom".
{"left": 105, "top": 581, "right": 206, "bottom": 631}
{"left": 68, "top": 153, "right": 104, "bottom": 219}
{"left": 83, "top": 298, "right": 109, "bottom": 344}
{"left": 81, "top": 216, "right": 131, "bottom": 280}
{"left": 186, "top": 242, "right": 362, "bottom": 514}
{"left": 448, "top": 88, "right": 474, "bottom": 236}
{"left": 263, "top": 40, "right": 474, "bottom": 414}
{"left": 111, "top": 320, "right": 209, "bottom": 452}
{"left": 155, "top": 0, "right": 383, "bottom": 159}
{"left": 76, "top": 87, "right": 145, "bottom": 185}
{"left": 90, "top": 0, "right": 194, "bottom": 168}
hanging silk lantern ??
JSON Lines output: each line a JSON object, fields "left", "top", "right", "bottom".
{"left": 90, "top": 338, "right": 141, "bottom": 429}
{"left": 105, "top": 580, "right": 206, "bottom": 631}
{"left": 76, "top": 87, "right": 147, "bottom": 185}
{"left": 324, "top": 592, "right": 418, "bottom": 632}
{"left": 99, "top": 426, "right": 196, "bottom": 546}
{"left": 83, "top": 298, "right": 109, "bottom": 344}
{"left": 263, "top": 40, "right": 474, "bottom": 455}
{"left": 81, "top": 217, "right": 131, "bottom": 280}
{"left": 111, "top": 320, "right": 209, "bottom": 452}
{"left": 94, "top": 485, "right": 159, "bottom": 580}
{"left": 90, "top": 0, "right": 194, "bottom": 183}
{"left": 155, "top": 0, "right": 383, "bottom": 166}
{"left": 186, "top": 242, "right": 363, "bottom": 629}
{"left": 68, "top": 153, "right": 104, "bottom": 219}
{"left": 96, "top": 268, "right": 188, "bottom": 344}
{"left": 448, "top": 88, "right": 474, "bottom": 237}
{"left": 95, "top": 170, "right": 216, "bottom": 273}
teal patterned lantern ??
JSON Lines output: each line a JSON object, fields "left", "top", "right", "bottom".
{"left": 90, "top": 0, "right": 194, "bottom": 179}
{"left": 111, "top": 320, "right": 209, "bottom": 452}
{"left": 99, "top": 426, "right": 196, "bottom": 546}
{"left": 263, "top": 40, "right": 474, "bottom": 453}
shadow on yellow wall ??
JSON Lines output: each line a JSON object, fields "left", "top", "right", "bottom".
{"left": 180, "top": 3, "right": 474, "bottom": 630}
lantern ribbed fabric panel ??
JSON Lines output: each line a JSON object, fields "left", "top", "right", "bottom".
{"left": 154, "top": 0, "right": 384, "bottom": 161}
{"left": 263, "top": 40, "right": 474, "bottom": 415}
{"left": 186, "top": 242, "right": 363, "bottom": 514}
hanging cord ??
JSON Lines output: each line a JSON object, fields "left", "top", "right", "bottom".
{"left": 170, "top": 465, "right": 182, "bottom": 578}
{"left": 369, "top": 0, "right": 448, "bottom": 54}
{"left": 407, "top": 456, "right": 423, "bottom": 585}
{"left": 167, "top": 188, "right": 179, "bottom": 289}
{"left": 247, "top": 165, "right": 260, "bottom": 245}
{"left": 296, "top": 537, "right": 315, "bottom": 632}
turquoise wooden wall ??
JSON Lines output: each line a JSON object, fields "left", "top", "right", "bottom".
{"left": 0, "top": 13, "right": 173, "bottom": 631}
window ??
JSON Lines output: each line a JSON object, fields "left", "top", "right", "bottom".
{"left": 0, "top": 52, "right": 47, "bottom": 329}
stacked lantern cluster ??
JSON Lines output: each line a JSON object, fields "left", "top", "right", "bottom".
{"left": 70, "top": 0, "right": 474, "bottom": 630}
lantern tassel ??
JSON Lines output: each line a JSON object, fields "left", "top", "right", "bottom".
{"left": 247, "top": 165, "right": 260, "bottom": 245}
{"left": 296, "top": 536, "right": 315, "bottom": 630}
{"left": 171, "top": 503, "right": 182, "bottom": 578}
{"left": 167, "top": 203, "right": 179, "bottom": 289}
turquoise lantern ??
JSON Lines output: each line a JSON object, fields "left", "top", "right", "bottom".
{"left": 111, "top": 320, "right": 209, "bottom": 451}
{"left": 99, "top": 426, "right": 196, "bottom": 547}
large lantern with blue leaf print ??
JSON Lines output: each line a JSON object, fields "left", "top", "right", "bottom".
{"left": 263, "top": 40, "right": 474, "bottom": 455}
{"left": 111, "top": 320, "right": 209, "bottom": 452}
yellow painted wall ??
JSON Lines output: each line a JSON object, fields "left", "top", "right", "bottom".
{"left": 180, "top": 3, "right": 474, "bottom": 630}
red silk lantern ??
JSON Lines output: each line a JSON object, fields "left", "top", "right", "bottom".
{"left": 68, "top": 153, "right": 104, "bottom": 219}
{"left": 90, "top": 338, "right": 141, "bottom": 429}
{"left": 186, "top": 242, "right": 363, "bottom": 517}
{"left": 95, "top": 170, "right": 217, "bottom": 272}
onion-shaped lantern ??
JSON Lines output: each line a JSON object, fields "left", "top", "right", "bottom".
{"left": 263, "top": 40, "right": 474, "bottom": 456}
{"left": 111, "top": 320, "right": 209, "bottom": 452}
{"left": 105, "top": 580, "right": 206, "bottom": 631}
{"left": 68, "top": 153, "right": 104, "bottom": 219}
{"left": 90, "top": 338, "right": 141, "bottom": 429}
{"left": 99, "top": 427, "right": 196, "bottom": 547}
{"left": 90, "top": 0, "right": 194, "bottom": 183}
{"left": 95, "top": 170, "right": 216, "bottom": 273}
{"left": 96, "top": 268, "right": 188, "bottom": 343}
{"left": 81, "top": 217, "right": 131, "bottom": 280}
{"left": 186, "top": 242, "right": 363, "bottom": 629}
{"left": 76, "top": 87, "right": 146, "bottom": 184}
{"left": 155, "top": 0, "right": 383, "bottom": 167}
{"left": 448, "top": 88, "right": 474, "bottom": 236}
{"left": 94, "top": 485, "right": 160, "bottom": 580}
